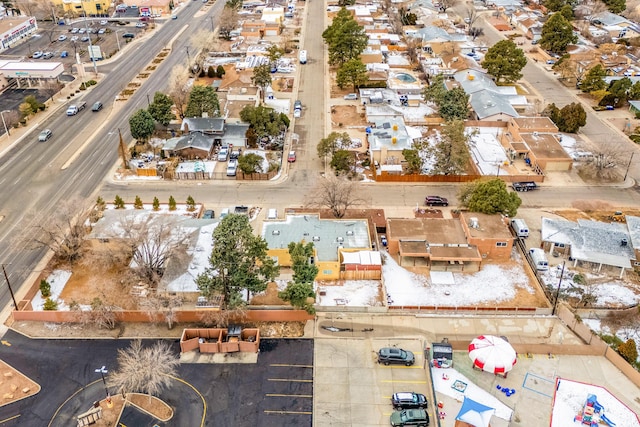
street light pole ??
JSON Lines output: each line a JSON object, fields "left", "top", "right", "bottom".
{"left": 95, "top": 366, "right": 111, "bottom": 404}
{"left": 624, "top": 152, "right": 634, "bottom": 182}
{"left": 1, "top": 265, "right": 18, "bottom": 310}
{"left": 81, "top": 5, "right": 98, "bottom": 75}
{"left": 552, "top": 260, "right": 566, "bottom": 316}
{"left": 0, "top": 110, "right": 11, "bottom": 137}
{"left": 186, "top": 46, "right": 191, "bottom": 68}
{"left": 115, "top": 30, "right": 122, "bottom": 52}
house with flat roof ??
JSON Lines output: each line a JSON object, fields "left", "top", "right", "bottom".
{"left": 541, "top": 217, "right": 635, "bottom": 278}
{"left": 262, "top": 215, "right": 372, "bottom": 280}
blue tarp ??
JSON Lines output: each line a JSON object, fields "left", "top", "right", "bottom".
{"left": 455, "top": 396, "right": 495, "bottom": 427}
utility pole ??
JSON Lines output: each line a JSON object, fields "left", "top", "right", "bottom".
{"left": 624, "top": 152, "right": 634, "bottom": 182}
{"left": 1, "top": 265, "right": 18, "bottom": 310}
{"left": 552, "top": 261, "right": 566, "bottom": 316}
{"left": 118, "top": 128, "right": 129, "bottom": 169}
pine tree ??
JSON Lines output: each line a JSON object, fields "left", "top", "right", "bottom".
{"left": 153, "top": 197, "right": 160, "bottom": 211}
{"left": 168, "top": 195, "right": 177, "bottom": 211}
{"left": 186, "top": 195, "right": 196, "bottom": 212}
{"left": 134, "top": 195, "right": 143, "bottom": 209}
{"left": 114, "top": 195, "right": 125, "bottom": 209}
{"left": 96, "top": 196, "right": 106, "bottom": 211}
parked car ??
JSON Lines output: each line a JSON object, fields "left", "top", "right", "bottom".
{"left": 217, "top": 147, "right": 229, "bottom": 162}
{"left": 135, "top": 22, "right": 146, "bottom": 28}
{"left": 32, "top": 51, "right": 43, "bottom": 59}
{"left": 287, "top": 151, "right": 296, "bottom": 162}
{"left": 60, "top": 51, "right": 68, "bottom": 58}
{"left": 81, "top": 36, "right": 90, "bottom": 42}
{"left": 229, "top": 149, "right": 240, "bottom": 160}
{"left": 390, "top": 409, "right": 430, "bottom": 426}
{"left": 42, "top": 52, "right": 54, "bottom": 59}
{"left": 202, "top": 209, "right": 215, "bottom": 219}
{"left": 380, "top": 235, "right": 387, "bottom": 247}
{"left": 122, "top": 33, "right": 135, "bottom": 38}
{"left": 344, "top": 93, "right": 358, "bottom": 100}
{"left": 78, "top": 28, "right": 86, "bottom": 34}
{"left": 98, "top": 28, "right": 106, "bottom": 34}
{"left": 294, "top": 100, "right": 302, "bottom": 110}
{"left": 391, "top": 392, "right": 428, "bottom": 410}
{"left": 171, "top": 14, "right": 177, "bottom": 19}
{"left": 377, "top": 347, "right": 415, "bottom": 366}
{"left": 66, "top": 102, "right": 86, "bottom": 116}
{"left": 425, "top": 196, "right": 448, "bottom": 206}
{"left": 293, "top": 108, "right": 301, "bottom": 118}
{"left": 91, "top": 101, "right": 103, "bottom": 112}
{"left": 38, "top": 129, "right": 52, "bottom": 142}
{"left": 511, "top": 181, "right": 538, "bottom": 192}
{"left": 70, "top": 27, "right": 79, "bottom": 34}
{"left": 226, "top": 159, "right": 238, "bottom": 176}
{"left": 58, "top": 35, "right": 67, "bottom": 41}
{"left": 99, "top": 20, "right": 108, "bottom": 25}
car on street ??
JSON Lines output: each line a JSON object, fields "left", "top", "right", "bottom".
{"left": 377, "top": 347, "right": 415, "bottom": 366}
{"left": 287, "top": 151, "right": 296, "bottom": 162}
{"left": 171, "top": 14, "right": 177, "bottom": 19}
{"left": 32, "top": 51, "right": 43, "bottom": 59}
{"left": 135, "top": 22, "right": 146, "bottom": 28}
{"left": 42, "top": 52, "right": 54, "bottom": 59}
{"left": 99, "top": 20, "right": 108, "bottom": 25}
{"left": 38, "top": 129, "right": 52, "bottom": 142}
{"left": 58, "top": 35, "right": 67, "bottom": 41}
{"left": 390, "top": 409, "right": 430, "bottom": 426}
{"left": 511, "top": 181, "right": 538, "bottom": 192}
{"left": 425, "top": 196, "right": 448, "bottom": 206}
{"left": 98, "top": 28, "right": 106, "bottom": 34}
{"left": 66, "top": 102, "right": 86, "bottom": 116}
{"left": 202, "top": 209, "right": 215, "bottom": 219}
{"left": 91, "top": 102, "right": 103, "bottom": 112}
{"left": 391, "top": 392, "right": 428, "bottom": 410}
{"left": 81, "top": 36, "right": 90, "bottom": 42}
{"left": 294, "top": 100, "right": 302, "bottom": 109}
{"left": 122, "top": 33, "right": 135, "bottom": 38}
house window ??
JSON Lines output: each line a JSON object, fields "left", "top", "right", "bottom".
{"left": 323, "top": 270, "right": 332, "bottom": 275}
{"left": 496, "top": 242, "right": 507, "bottom": 247}
{"left": 634, "top": 261, "right": 640, "bottom": 267}
{"left": 555, "top": 243, "right": 565, "bottom": 248}
{"left": 96, "top": 4, "right": 101, "bottom": 10}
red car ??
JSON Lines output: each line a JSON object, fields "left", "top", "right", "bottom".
{"left": 287, "top": 151, "right": 296, "bottom": 162}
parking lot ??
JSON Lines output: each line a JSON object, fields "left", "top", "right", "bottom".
{"left": 314, "top": 336, "right": 435, "bottom": 426}
{"left": 1, "top": 19, "right": 149, "bottom": 66}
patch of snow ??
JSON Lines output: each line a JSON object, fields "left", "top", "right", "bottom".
{"left": 32, "top": 270, "right": 72, "bottom": 311}
{"left": 243, "top": 149, "right": 271, "bottom": 173}
{"left": 551, "top": 378, "right": 640, "bottom": 427}
{"left": 317, "top": 280, "right": 382, "bottom": 306}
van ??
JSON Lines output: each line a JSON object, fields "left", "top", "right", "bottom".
{"left": 299, "top": 49, "right": 307, "bottom": 64}
{"left": 529, "top": 248, "right": 549, "bottom": 271}
{"left": 267, "top": 208, "right": 277, "bottom": 220}
{"left": 220, "top": 208, "right": 230, "bottom": 218}
{"left": 510, "top": 218, "right": 529, "bottom": 238}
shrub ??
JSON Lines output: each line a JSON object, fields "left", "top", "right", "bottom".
{"left": 168, "top": 195, "right": 177, "bottom": 211}
{"left": 134, "top": 195, "right": 143, "bottom": 209}
{"left": 43, "top": 298, "right": 58, "bottom": 311}
{"left": 86, "top": 80, "right": 97, "bottom": 86}
{"left": 186, "top": 195, "right": 196, "bottom": 211}
{"left": 114, "top": 195, "right": 125, "bottom": 209}
{"left": 207, "top": 66, "right": 215, "bottom": 78}
{"left": 153, "top": 196, "right": 160, "bottom": 211}
{"left": 39, "top": 280, "right": 51, "bottom": 298}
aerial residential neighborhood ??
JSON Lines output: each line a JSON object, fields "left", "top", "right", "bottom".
{"left": 0, "top": 0, "right": 640, "bottom": 425}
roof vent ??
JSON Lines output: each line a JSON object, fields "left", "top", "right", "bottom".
{"left": 621, "top": 238, "right": 628, "bottom": 246}
{"left": 469, "top": 217, "right": 479, "bottom": 229}
{"left": 346, "top": 230, "right": 354, "bottom": 236}
{"left": 272, "top": 230, "right": 280, "bottom": 235}
{"left": 337, "top": 237, "right": 344, "bottom": 243}
{"left": 313, "top": 236, "right": 320, "bottom": 242}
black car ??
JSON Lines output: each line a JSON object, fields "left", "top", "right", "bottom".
{"left": 122, "top": 33, "right": 135, "bottom": 38}
{"left": 425, "top": 196, "right": 448, "bottom": 206}
{"left": 392, "top": 392, "right": 428, "bottom": 409}
{"left": 378, "top": 347, "right": 415, "bottom": 366}
{"left": 511, "top": 181, "right": 538, "bottom": 192}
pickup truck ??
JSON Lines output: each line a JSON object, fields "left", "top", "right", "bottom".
{"left": 66, "top": 102, "right": 86, "bottom": 116}
{"left": 511, "top": 181, "right": 538, "bottom": 192}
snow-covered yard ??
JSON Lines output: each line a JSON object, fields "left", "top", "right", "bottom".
{"left": 315, "top": 252, "right": 537, "bottom": 307}
{"left": 33, "top": 270, "right": 72, "bottom": 311}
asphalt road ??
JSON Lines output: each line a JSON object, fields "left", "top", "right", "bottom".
{"left": 0, "top": 1, "right": 223, "bottom": 308}
{"left": 0, "top": 331, "right": 312, "bottom": 426}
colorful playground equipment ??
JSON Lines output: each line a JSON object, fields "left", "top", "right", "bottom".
{"left": 574, "top": 394, "right": 616, "bottom": 426}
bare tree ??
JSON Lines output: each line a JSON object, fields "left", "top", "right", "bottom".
{"left": 167, "top": 65, "right": 191, "bottom": 119}
{"left": 305, "top": 174, "right": 366, "bottom": 218}
{"left": 439, "top": 0, "right": 458, "bottom": 13}
{"left": 41, "top": 80, "right": 63, "bottom": 101}
{"left": 465, "top": 8, "right": 480, "bottom": 32}
{"left": 576, "top": 142, "right": 625, "bottom": 181}
{"left": 15, "top": 198, "right": 90, "bottom": 263}
{"left": 139, "top": 292, "right": 183, "bottom": 330}
{"left": 2, "top": 110, "right": 20, "bottom": 130}
{"left": 218, "top": 7, "right": 239, "bottom": 40}
{"left": 70, "top": 296, "right": 119, "bottom": 330}
{"left": 198, "top": 306, "right": 247, "bottom": 328}
{"left": 117, "top": 214, "right": 191, "bottom": 286}
{"left": 190, "top": 29, "right": 215, "bottom": 63}
{"left": 109, "top": 340, "right": 179, "bottom": 399}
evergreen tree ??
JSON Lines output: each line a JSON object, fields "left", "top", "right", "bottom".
{"left": 152, "top": 197, "right": 160, "bottom": 211}
{"left": 458, "top": 178, "right": 522, "bottom": 217}
{"left": 186, "top": 195, "right": 196, "bottom": 211}
{"left": 540, "top": 13, "right": 577, "bottom": 54}
{"left": 129, "top": 109, "right": 155, "bottom": 141}
{"left": 168, "top": 195, "right": 177, "bottom": 211}
{"left": 147, "top": 92, "right": 175, "bottom": 126}
{"left": 114, "top": 195, "right": 125, "bottom": 209}
{"left": 336, "top": 59, "right": 368, "bottom": 91}
{"left": 185, "top": 85, "right": 220, "bottom": 118}
{"left": 134, "top": 195, "right": 143, "bottom": 209}
{"left": 580, "top": 64, "right": 607, "bottom": 93}
{"left": 482, "top": 40, "right": 527, "bottom": 83}
{"left": 426, "top": 119, "right": 471, "bottom": 175}
{"left": 322, "top": 8, "right": 368, "bottom": 66}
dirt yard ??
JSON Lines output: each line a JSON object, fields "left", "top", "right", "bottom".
{"left": 0, "top": 359, "right": 39, "bottom": 408}
{"left": 331, "top": 105, "right": 367, "bottom": 128}
{"left": 88, "top": 393, "right": 172, "bottom": 426}
{"left": 553, "top": 201, "right": 640, "bottom": 223}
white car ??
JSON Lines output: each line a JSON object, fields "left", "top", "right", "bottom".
{"left": 135, "top": 22, "right": 146, "bottom": 28}
{"left": 58, "top": 35, "right": 67, "bottom": 41}
{"left": 70, "top": 36, "right": 79, "bottom": 42}
{"left": 99, "top": 20, "right": 108, "bottom": 25}
{"left": 70, "top": 28, "right": 79, "bottom": 34}
{"left": 32, "top": 51, "right": 43, "bottom": 59}
{"left": 78, "top": 28, "right": 86, "bottom": 34}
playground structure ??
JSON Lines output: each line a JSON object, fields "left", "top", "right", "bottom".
{"left": 574, "top": 394, "right": 616, "bottom": 427}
